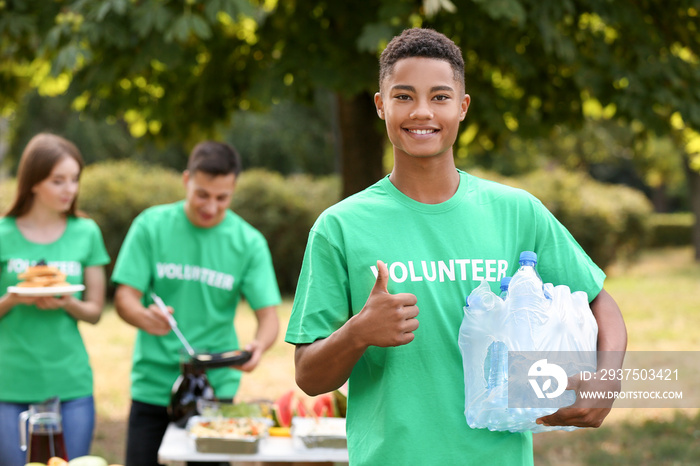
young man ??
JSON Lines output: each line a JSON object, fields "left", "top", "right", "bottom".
{"left": 112, "top": 141, "right": 281, "bottom": 465}
{"left": 286, "top": 28, "right": 626, "bottom": 465}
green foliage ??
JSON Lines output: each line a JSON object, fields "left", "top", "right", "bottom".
{"left": 4, "top": 92, "right": 140, "bottom": 171}
{"left": 225, "top": 91, "right": 337, "bottom": 176}
{"left": 4, "top": 0, "right": 700, "bottom": 148}
{"left": 647, "top": 212, "right": 694, "bottom": 248}
{"left": 3, "top": 0, "right": 700, "bottom": 218}
{"left": 470, "top": 167, "right": 653, "bottom": 270}
{"left": 523, "top": 169, "right": 653, "bottom": 270}
{"left": 459, "top": 120, "right": 689, "bottom": 212}
{"left": 78, "top": 160, "right": 184, "bottom": 276}
{"left": 2, "top": 0, "right": 269, "bottom": 144}
{"left": 231, "top": 169, "right": 340, "bottom": 294}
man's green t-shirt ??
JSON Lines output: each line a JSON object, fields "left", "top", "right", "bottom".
{"left": 286, "top": 171, "right": 605, "bottom": 465}
{"left": 111, "top": 201, "right": 281, "bottom": 406}
{"left": 0, "top": 216, "right": 110, "bottom": 402}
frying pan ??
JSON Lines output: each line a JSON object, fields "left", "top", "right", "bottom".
{"left": 151, "top": 293, "right": 252, "bottom": 369}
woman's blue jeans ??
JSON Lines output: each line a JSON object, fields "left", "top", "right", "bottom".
{"left": 0, "top": 396, "right": 95, "bottom": 466}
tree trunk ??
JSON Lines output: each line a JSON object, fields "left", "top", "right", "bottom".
{"left": 336, "top": 92, "right": 385, "bottom": 199}
{"left": 650, "top": 184, "right": 670, "bottom": 213}
{"left": 683, "top": 153, "right": 700, "bottom": 261}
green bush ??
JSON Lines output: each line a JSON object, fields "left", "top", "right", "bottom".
{"left": 470, "top": 167, "right": 653, "bottom": 270}
{"left": 647, "top": 212, "right": 694, "bottom": 247}
{"left": 79, "top": 160, "right": 184, "bottom": 278}
{"left": 231, "top": 169, "right": 340, "bottom": 294}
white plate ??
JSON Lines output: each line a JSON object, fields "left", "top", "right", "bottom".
{"left": 7, "top": 284, "right": 85, "bottom": 297}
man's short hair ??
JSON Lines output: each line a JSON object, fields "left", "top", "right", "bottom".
{"left": 379, "top": 28, "right": 465, "bottom": 92}
{"left": 187, "top": 141, "right": 242, "bottom": 177}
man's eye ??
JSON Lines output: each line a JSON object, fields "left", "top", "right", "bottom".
{"left": 434, "top": 95, "right": 449, "bottom": 101}
{"left": 395, "top": 94, "right": 411, "bottom": 101}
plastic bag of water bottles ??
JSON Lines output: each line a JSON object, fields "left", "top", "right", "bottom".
{"left": 458, "top": 251, "right": 598, "bottom": 433}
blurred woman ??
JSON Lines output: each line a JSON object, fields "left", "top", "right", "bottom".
{"left": 0, "top": 133, "right": 110, "bottom": 465}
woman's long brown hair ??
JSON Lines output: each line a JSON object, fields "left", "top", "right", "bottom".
{"left": 4, "top": 133, "right": 85, "bottom": 218}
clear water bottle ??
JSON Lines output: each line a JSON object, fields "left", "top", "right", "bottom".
{"left": 506, "top": 251, "right": 546, "bottom": 351}
{"left": 499, "top": 276, "right": 511, "bottom": 299}
{"left": 483, "top": 277, "right": 511, "bottom": 394}
{"left": 517, "top": 251, "right": 551, "bottom": 299}
{"left": 485, "top": 340, "right": 508, "bottom": 390}
{"left": 518, "top": 251, "right": 539, "bottom": 277}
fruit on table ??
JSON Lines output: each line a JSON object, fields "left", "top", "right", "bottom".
{"left": 312, "top": 393, "right": 335, "bottom": 417}
{"left": 273, "top": 390, "right": 295, "bottom": 428}
{"left": 295, "top": 398, "right": 309, "bottom": 418}
{"left": 268, "top": 426, "right": 292, "bottom": 437}
{"left": 26, "top": 456, "right": 118, "bottom": 466}
{"left": 272, "top": 388, "right": 347, "bottom": 428}
{"left": 68, "top": 456, "right": 109, "bottom": 466}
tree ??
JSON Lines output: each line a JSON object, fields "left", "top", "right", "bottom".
{"left": 2, "top": 0, "right": 700, "bottom": 256}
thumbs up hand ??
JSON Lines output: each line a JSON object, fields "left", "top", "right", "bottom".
{"left": 352, "top": 260, "right": 419, "bottom": 348}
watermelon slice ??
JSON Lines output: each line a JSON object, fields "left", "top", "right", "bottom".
{"left": 273, "top": 390, "right": 294, "bottom": 427}
{"left": 312, "top": 393, "right": 335, "bottom": 417}
{"left": 295, "top": 398, "right": 309, "bottom": 417}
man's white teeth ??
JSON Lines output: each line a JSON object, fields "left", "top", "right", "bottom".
{"left": 408, "top": 129, "right": 435, "bottom": 134}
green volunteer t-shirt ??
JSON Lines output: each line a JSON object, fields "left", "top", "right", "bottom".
{"left": 111, "top": 201, "right": 281, "bottom": 407}
{"left": 0, "top": 216, "right": 110, "bottom": 403}
{"left": 286, "top": 171, "right": 605, "bottom": 466}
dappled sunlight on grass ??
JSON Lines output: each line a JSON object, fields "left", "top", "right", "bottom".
{"left": 80, "top": 310, "right": 135, "bottom": 462}
{"left": 535, "top": 410, "right": 700, "bottom": 466}
{"left": 605, "top": 247, "right": 700, "bottom": 351}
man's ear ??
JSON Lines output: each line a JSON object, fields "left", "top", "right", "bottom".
{"left": 182, "top": 170, "right": 190, "bottom": 188}
{"left": 374, "top": 92, "right": 385, "bottom": 120}
{"left": 460, "top": 94, "right": 471, "bottom": 121}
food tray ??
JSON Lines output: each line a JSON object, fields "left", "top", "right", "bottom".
{"left": 187, "top": 416, "right": 271, "bottom": 454}
{"left": 292, "top": 417, "right": 347, "bottom": 449}
{"left": 195, "top": 435, "right": 260, "bottom": 454}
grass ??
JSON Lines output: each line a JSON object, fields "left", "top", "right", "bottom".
{"left": 80, "top": 246, "right": 700, "bottom": 464}
{"left": 533, "top": 410, "right": 700, "bottom": 466}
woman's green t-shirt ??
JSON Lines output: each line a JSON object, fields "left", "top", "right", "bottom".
{"left": 0, "top": 216, "right": 110, "bottom": 402}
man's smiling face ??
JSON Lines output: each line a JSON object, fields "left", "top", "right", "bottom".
{"left": 183, "top": 170, "right": 236, "bottom": 228}
{"left": 375, "top": 57, "right": 470, "bottom": 161}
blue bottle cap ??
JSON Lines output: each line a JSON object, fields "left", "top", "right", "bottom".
{"left": 500, "top": 276, "right": 511, "bottom": 291}
{"left": 519, "top": 251, "right": 537, "bottom": 264}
